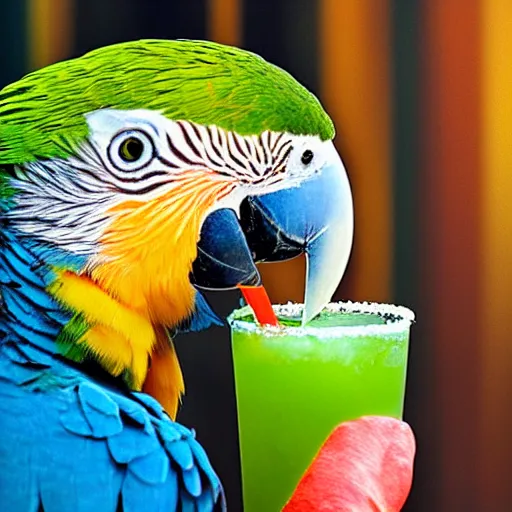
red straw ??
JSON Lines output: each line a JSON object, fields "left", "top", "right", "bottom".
{"left": 237, "top": 285, "right": 280, "bottom": 326}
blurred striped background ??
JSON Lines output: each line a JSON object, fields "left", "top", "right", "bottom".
{"left": 2, "top": 1, "right": 512, "bottom": 510}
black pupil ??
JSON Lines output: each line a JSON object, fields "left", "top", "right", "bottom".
{"left": 301, "top": 149, "right": 314, "bottom": 165}
{"left": 120, "top": 138, "right": 144, "bottom": 162}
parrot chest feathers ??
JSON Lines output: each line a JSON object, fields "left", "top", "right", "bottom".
{"left": 0, "top": 371, "right": 225, "bottom": 510}
{"left": 48, "top": 263, "right": 191, "bottom": 410}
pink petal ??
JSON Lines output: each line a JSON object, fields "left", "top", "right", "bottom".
{"left": 283, "top": 416, "right": 416, "bottom": 512}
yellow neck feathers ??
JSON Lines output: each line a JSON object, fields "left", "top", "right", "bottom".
{"left": 49, "top": 171, "right": 236, "bottom": 418}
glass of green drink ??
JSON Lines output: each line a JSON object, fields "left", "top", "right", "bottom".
{"left": 228, "top": 301, "right": 414, "bottom": 512}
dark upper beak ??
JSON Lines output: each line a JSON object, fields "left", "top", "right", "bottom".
{"left": 191, "top": 208, "right": 261, "bottom": 290}
{"left": 191, "top": 148, "right": 353, "bottom": 324}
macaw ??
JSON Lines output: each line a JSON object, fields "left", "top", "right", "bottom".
{"left": 0, "top": 40, "right": 353, "bottom": 511}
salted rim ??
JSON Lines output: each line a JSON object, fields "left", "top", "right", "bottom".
{"left": 227, "top": 301, "right": 415, "bottom": 338}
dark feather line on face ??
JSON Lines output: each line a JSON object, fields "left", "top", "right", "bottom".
{"left": 271, "top": 132, "right": 285, "bottom": 153}
{"left": 249, "top": 175, "right": 271, "bottom": 186}
{"left": 272, "top": 146, "right": 293, "bottom": 176}
{"left": 189, "top": 122, "right": 203, "bottom": 142}
{"left": 257, "top": 134, "right": 266, "bottom": 165}
{"left": 207, "top": 126, "right": 224, "bottom": 161}
{"left": 231, "top": 133, "right": 250, "bottom": 161}
{"left": 247, "top": 160, "right": 261, "bottom": 176}
{"left": 112, "top": 175, "right": 176, "bottom": 195}
{"left": 166, "top": 134, "right": 204, "bottom": 167}
{"left": 260, "top": 133, "right": 272, "bottom": 167}
{"left": 13, "top": 216, "right": 75, "bottom": 228}
{"left": 105, "top": 167, "right": 169, "bottom": 185}
{"left": 226, "top": 138, "right": 252, "bottom": 177}
{"left": 13, "top": 197, "right": 99, "bottom": 221}
{"left": 177, "top": 122, "right": 202, "bottom": 159}
{"left": 273, "top": 140, "right": 293, "bottom": 168}
{"left": 154, "top": 157, "right": 236, "bottom": 184}
{"left": 49, "top": 164, "right": 107, "bottom": 195}
{"left": 224, "top": 161, "right": 241, "bottom": 174}
{"left": 12, "top": 196, "right": 108, "bottom": 226}
{"left": 153, "top": 153, "right": 180, "bottom": 170}
{"left": 200, "top": 141, "right": 225, "bottom": 169}
{"left": 242, "top": 137, "right": 253, "bottom": 159}
{"left": 86, "top": 137, "right": 111, "bottom": 172}
{"left": 14, "top": 214, "right": 108, "bottom": 235}
{"left": 24, "top": 160, "right": 105, "bottom": 198}
{"left": 75, "top": 139, "right": 104, "bottom": 168}
{"left": 154, "top": 154, "right": 181, "bottom": 172}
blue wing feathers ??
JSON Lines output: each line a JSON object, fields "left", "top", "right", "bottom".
{"left": 0, "top": 392, "right": 40, "bottom": 512}
{"left": 2, "top": 341, "right": 41, "bottom": 366}
{"left": 188, "top": 438, "right": 221, "bottom": 489}
{"left": 15, "top": 341, "right": 54, "bottom": 366}
{"left": 107, "top": 421, "right": 160, "bottom": 464}
{"left": 128, "top": 450, "right": 170, "bottom": 485}
{"left": 159, "top": 421, "right": 183, "bottom": 444}
{"left": 60, "top": 397, "right": 95, "bottom": 437}
{"left": 166, "top": 440, "right": 195, "bottom": 471}
{"left": 0, "top": 342, "right": 52, "bottom": 385}
{"left": 182, "top": 465, "right": 203, "bottom": 498}
{"left": 6, "top": 320, "right": 58, "bottom": 354}
{"left": 0, "top": 366, "right": 225, "bottom": 511}
{"left": 196, "top": 490, "right": 216, "bottom": 512}
{"left": 132, "top": 390, "right": 166, "bottom": 418}
{"left": 122, "top": 471, "right": 178, "bottom": 512}
{"left": 78, "top": 383, "right": 123, "bottom": 437}
{"left": 78, "top": 382, "right": 120, "bottom": 416}
{"left": 38, "top": 437, "right": 123, "bottom": 512}
{"left": 180, "top": 491, "right": 198, "bottom": 512}
{"left": 111, "top": 393, "right": 148, "bottom": 427}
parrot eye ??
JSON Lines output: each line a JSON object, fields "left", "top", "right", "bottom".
{"left": 301, "top": 149, "right": 314, "bottom": 166}
{"left": 119, "top": 138, "right": 144, "bottom": 162}
{"left": 108, "top": 130, "right": 155, "bottom": 171}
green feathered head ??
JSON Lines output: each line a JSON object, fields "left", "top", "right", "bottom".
{"left": 0, "top": 39, "right": 334, "bottom": 166}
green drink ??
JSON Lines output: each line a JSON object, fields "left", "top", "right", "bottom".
{"left": 228, "top": 301, "right": 414, "bottom": 512}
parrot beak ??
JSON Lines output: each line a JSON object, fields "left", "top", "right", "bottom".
{"left": 192, "top": 145, "right": 353, "bottom": 324}
{"left": 239, "top": 148, "right": 353, "bottom": 324}
{"left": 190, "top": 208, "right": 261, "bottom": 290}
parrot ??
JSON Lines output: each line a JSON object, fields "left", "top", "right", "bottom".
{"left": 0, "top": 39, "right": 353, "bottom": 511}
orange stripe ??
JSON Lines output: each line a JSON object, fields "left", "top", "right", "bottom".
{"left": 319, "top": 0, "right": 392, "bottom": 303}
{"left": 481, "top": 1, "right": 512, "bottom": 507}
{"left": 207, "top": 0, "right": 242, "bottom": 46}
{"left": 419, "top": 1, "right": 483, "bottom": 509}
{"left": 28, "top": 0, "right": 74, "bottom": 69}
